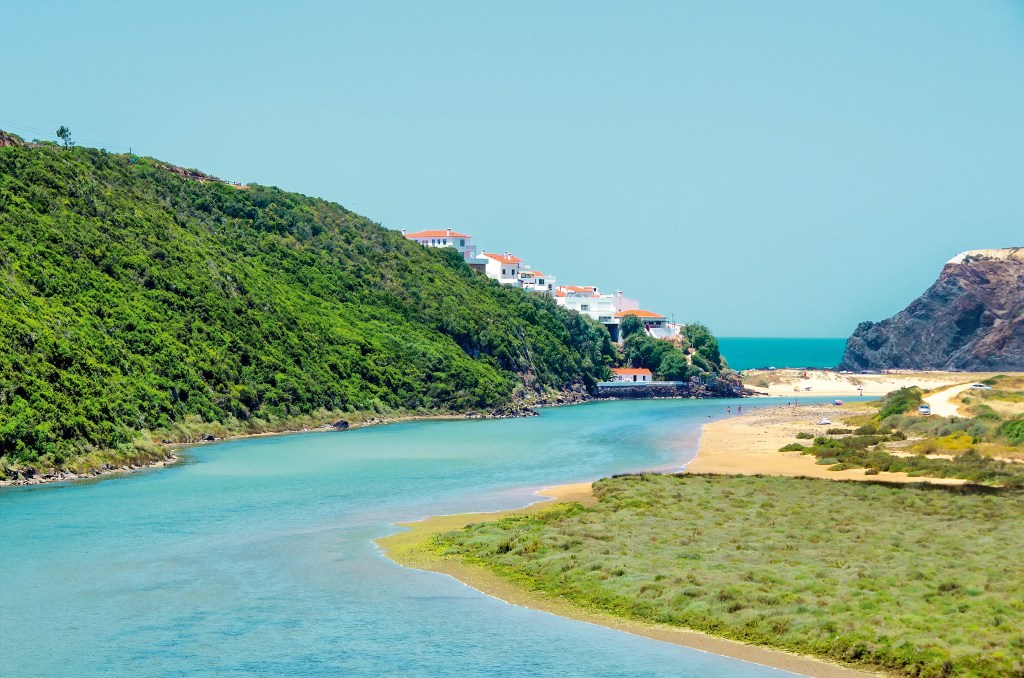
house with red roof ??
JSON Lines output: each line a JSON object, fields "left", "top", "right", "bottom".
{"left": 518, "top": 269, "right": 557, "bottom": 295}
{"left": 610, "top": 367, "right": 653, "bottom": 383}
{"left": 481, "top": 251, "right": 528, "bottom": 286}
{"left": 403, "top": 228, "right": 479, "bottom": 260}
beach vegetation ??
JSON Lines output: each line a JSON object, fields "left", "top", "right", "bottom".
{"left": 874, "top": 387, "right": 923, "bottom": 420}
{"left": 434, "top": 474, "right": 1024, "bottom": 677}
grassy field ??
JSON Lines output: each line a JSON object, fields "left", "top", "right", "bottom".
{"left": 434, "top": 474, "right": 1024, "bottom": 677}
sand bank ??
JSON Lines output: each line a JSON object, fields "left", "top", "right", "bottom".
{"left": 687, "top": 404, "right": 964, "bottom": 485}
{"left": 377, "top": 483, "right": 875, "bottom": 678}
{"left": 740, "top": 369, "right": 1017, "bottom": 398}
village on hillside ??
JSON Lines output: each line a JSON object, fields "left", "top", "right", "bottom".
{"left": 402, "top": 227, "right": 683, "bottom": 385}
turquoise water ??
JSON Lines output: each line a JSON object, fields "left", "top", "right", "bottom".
{"left": 1, "top": 400, "right": 798, "bottom": 677}
{"left": 720, "top": 337, "right": 847, "bottom": 370}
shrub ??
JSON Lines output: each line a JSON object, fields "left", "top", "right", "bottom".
{"left": 796, "top": 432, "right": 813, "bottom": 439}
{"left": 875, "top": 387, "right": 924, "bottom": 420}
{"left": 999, "top": 417, "right": 1024, "bottom": 445}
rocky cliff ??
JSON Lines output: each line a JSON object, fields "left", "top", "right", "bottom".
{"left": 839, "top": 248, "right": 1024, "bottom": 371}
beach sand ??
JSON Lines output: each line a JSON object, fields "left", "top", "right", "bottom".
{"left": 687, "top": 404, "right": 965, "bottom": 485}
{"left": 377, "top": 483, "right": 875, "bottom": 678}
{"left": 740, "top": 369, "right": 1008, "bottom": 398}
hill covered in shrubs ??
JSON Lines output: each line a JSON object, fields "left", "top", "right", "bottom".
{"left": 0, "top": 142, "right": 615, "bottom": 475}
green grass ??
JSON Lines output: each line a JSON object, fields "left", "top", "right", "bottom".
{"left": 435, "top": 474, "right": 1024, "bottom": 677}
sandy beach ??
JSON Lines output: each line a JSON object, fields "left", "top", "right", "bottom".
{"left": 740, "top": 368, "right": 1010, "bottom": 398}
{"left": 377, "top": 483, "right": 875, "bottom": 678}
{"left": 687, "top": 403, "right": 965, "bottom": 485}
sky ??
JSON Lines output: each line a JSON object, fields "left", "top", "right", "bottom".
{"left": 2, "top": 0, "right": 1022, "bottom": 337}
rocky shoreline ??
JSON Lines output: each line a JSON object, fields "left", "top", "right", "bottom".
{"left": 2, "top": 452, "right": 180, "bottom": 487}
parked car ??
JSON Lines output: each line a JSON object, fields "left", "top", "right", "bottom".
{"left": 918, "top": 404, "right": 931, "bottom": 415}
{"left": 970, "top": 383, "right": 993, "bottom": 390}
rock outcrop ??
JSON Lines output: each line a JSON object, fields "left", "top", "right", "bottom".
{"left": 839, "top": 248, "right": 1024, "bottom": 371}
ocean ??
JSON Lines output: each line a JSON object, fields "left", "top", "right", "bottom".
{"left": 718, "top": 337, "right": 847, "bottom": 371}
{"left": 0, "top": 399, "right": 803, "bottom": 677}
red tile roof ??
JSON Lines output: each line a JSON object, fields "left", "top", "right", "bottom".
{"left": 482, "top": 252, "right": 524, "bottom": 264}
{"left": 611, "top": 368, "right": 653, "bottom": 376}
{"left": 614, "top": 309, "right": 665, "bottom": 319}
{"left": 404, "top": 229, "right": 471, "bottom": 239}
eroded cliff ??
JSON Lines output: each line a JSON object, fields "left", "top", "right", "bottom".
{"left": 839, "top": 248, "right": 1024, "bottom": 371}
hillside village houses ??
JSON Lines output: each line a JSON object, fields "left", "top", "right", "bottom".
{"left": 402, "top": 227, "right": 679, "bottom": 343}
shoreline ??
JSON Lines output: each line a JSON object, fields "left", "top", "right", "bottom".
{"left": 0, "top": 390, "right": 744, "bottom": 489}
{"left": 0, "top": 408, "right": 529, "bottom": 488}
{"left": 686, "top": 403, "right": 966, "bottom": 485}
{"left": 376, "top": 482, "right": 875, "bottom": 678}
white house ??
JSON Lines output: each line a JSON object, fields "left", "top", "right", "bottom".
{"left": 403, "top": 228, "right": 478, "bottom": 260}
{"left": 481, "top": 252, "right": 526, "bottom": 286}
{"left": 610, "top": 367, "right": 653, "bottom": 383}
{"left": 518, "top": 269, "right": 557, "bottom": 295}
{"left": 615, "top": 309, "right": 672, "bottom": 341}
{"left": 555, "top": 285, "right": 615, "bottom": 321}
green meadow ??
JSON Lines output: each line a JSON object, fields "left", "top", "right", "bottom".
{"left": 435, "top": 474, "right": 1024, "bottom": 677}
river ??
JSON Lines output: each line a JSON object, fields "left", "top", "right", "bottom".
{"left": 0, "top": 399, "right": 795, "bottom": 677}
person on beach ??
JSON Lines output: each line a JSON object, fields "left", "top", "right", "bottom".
{"left": 726, "top": 406, "right": 731, "bottom": 414}
{"left": 737, "top": 405, "right": 742, "bottom": 414}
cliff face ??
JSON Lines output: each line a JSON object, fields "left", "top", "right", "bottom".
{"left": 839, "top": 249, "right": 1024, "bottom": 371}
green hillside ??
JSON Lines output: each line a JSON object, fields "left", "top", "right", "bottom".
{"left": 0, "top": 142, "right": 614, "bottom": 475}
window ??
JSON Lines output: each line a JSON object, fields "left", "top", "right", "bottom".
{"left": 581, "top": 304, "right": 590, "bottom": 311}
{"left": 460, "top": 239, "right": 465, "bottom": 246}
{"left": 443, "top": 239, "right": 447, "bottom": 244}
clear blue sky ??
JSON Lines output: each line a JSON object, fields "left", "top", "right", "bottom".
{"left": 2, "top": 0, "right": 1022, "bottom": 337}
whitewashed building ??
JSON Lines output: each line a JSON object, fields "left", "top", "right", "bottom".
{"left": 610, "top": 367, "right": 653, "bottom": 383}
{"left": 555, "top": 286, "right": 616, "bottom": 324}
{"left": 518, "top": 269, "right": 556, "bottom": 295}
{"left": 403, "top": 228, "right": 490, "bottom": 271}
{"left": 403, "top": 228, "right": 477, "bottom": 259}
{"left": 481, "top": 252, "right": 526, "bottom": 286}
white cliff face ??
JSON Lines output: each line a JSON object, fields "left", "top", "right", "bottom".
{"left": 946, "top": 247, "right": 1024, "bottom": 265}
